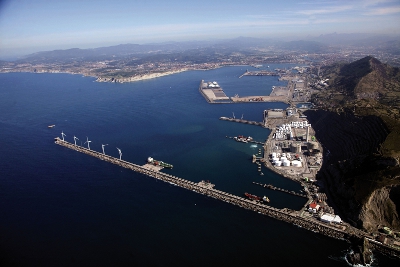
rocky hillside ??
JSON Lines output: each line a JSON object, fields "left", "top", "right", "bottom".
{"left": 307, "top": 56, "right": 400, "bottom": 233}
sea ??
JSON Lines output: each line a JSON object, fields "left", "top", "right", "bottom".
{"left": 0, "top": 65, "right": 398, "bottom": 266}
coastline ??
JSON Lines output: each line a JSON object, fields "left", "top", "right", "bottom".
{"left": 1, "top": 65, "right": 227, "bottom": 84}
{"left": 95, "top": 68, "right": 189, "bottom": 83}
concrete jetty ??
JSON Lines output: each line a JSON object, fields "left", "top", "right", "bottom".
{"left": 54, "top": 137, "right": 400, "bottom": 259}
{"left": 252, "top": 182, "right": 308, "bottom": 198}
{"left": 219, "top": 116, "right": 265, "bottom": 127}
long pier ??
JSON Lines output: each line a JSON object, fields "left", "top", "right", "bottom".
{"left": 252, "top": 182, "right": 308, "bottom": 198}
{"left": 54, "top": 137, "right": 400, "bottom": 259}
{"left": 219, "top": 117, "right": 265, "bottom": 127}
{"left": 226, "top": 136, "right": 264, "bottom": 145}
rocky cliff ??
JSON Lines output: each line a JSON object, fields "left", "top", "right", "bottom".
{"left": 307, "top": 56, "right": 400, "bottom": 233}
{"left": 305, "top": 110, "right": 400, "bottom": 232}
{"left": 305, "top": 110, "right": 400, "bottom": 231}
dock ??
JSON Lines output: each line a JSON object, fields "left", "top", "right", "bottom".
{"left": 226, "top": 136, "right": 264, "bottom": 145}
{"left": 252, "top": 182, "right": 308, "bottom": 198}
{"left": 239, "top": 70, "right": 279, "bottom": 78}
{"left": 199, "top": 80, "right": 232, "bottom": 103}
{"left": 219, "top": 116, "right": 265, "bottom": 127}
{"left": 54, "top": 137, "right": 400, "bottom": 259}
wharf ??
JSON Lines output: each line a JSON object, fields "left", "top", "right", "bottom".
{"left": 226, "top": 136, "right": 264, "bottom": 145}
{"left": 239, "top": 70, "right": 279, "bottom": 78}
{"left": 252, "top": 182, "right": 308, "bottom": 198}
{"left": 219, "top": 116, "right": 265, "bottom": 127}
{"left": 54, "top": 137, "right": 400, "bottom": 259}
{"left": 199, "top": 80, "right": 232, "bottom": 103}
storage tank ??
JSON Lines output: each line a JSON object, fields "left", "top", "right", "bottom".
{"left": 275, "top": 161, "right": 282, "bottom": 166}
{"left": 292, "top": 160, "right": 302, "bottom": 167}
{"left": 272, "top": 152, "right": 277, "bottom": 158}
{"left": 280, "top": 156, "right": 286, "bottom": 161}
{"left": 283, "top": 161, "right": 290, "bottom": 166}
{"left": 290, "top": 143, "right": 301, "bottom": 153}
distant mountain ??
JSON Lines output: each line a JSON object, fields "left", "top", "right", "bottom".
{"left": 16, "top": 37, "right": 330, "bottom": 63}
{"left": 322, "top": 56, "right": 400, "bottom": 105}
{"left": 18, "top": 41, "right": 215, "bottom": 63}
{"left": 308, "top": 32, "right": 400, "bottom": 47}
{"left": 279, "top": 40, "right": 330, "bottom": 53}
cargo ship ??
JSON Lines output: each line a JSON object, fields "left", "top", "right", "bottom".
{"left": 147, "top": 157, "right": 173, "bottom": 168}
{"left": 244, "top": 192, "right": 262, "bottom": 201}
{"left": 244, "top": 192, "right": 270, "bottom": 202}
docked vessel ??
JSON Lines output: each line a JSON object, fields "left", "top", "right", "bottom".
{"left": 263, "top": 196, "right": 270, "bottom": 202}
{"left": 234, "top": 135, "right": 253, "bottom": 143}
{"left": 244, "top": 192, "right": 262, "bottom": 201}
{"left": 147, "top": 157, "right": 173, "bottom": 168}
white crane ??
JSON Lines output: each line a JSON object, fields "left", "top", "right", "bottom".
{"left": 61, "top": 131, "right": 66, "bottom": 141}
{"left": 84, "top": 136, "right": 91, "bottom": 150}
{"left": 102, "top": 144, "right": 108, "bottom": 155}
{"left": 73, "top": 136, "right": 79, "bottom": 146}
{"left": 116, "top": 147, "right": 122, "bottom": 160}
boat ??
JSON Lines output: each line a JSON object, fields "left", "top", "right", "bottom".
{"left": 244, "top": 192, "right": 262, "bottom": 201}
{"left": 147, "top": 157, "right": 173, "bottom": 168}
{"left": 48, "top": 125, "right": 55, "bottom": 128}
{"left": 233, "top": 135, "right": 253, "bottom": 143}
{"left": 263, "top": 196, "right": 270, "bottom": 202}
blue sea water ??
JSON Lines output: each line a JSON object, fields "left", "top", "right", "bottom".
{"left": 0, "top": 67, "right": 398, "bottom": 266}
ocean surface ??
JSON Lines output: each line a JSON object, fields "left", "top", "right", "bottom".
{"left": 0, "top": 66, "right": 398, "bottom": 266}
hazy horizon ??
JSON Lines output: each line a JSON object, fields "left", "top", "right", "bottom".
{"left": 1, "top": 0, "right": 400, "bottom": 58}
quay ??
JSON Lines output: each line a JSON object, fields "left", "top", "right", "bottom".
{"left": 226, "top": 136, "right": 264, "bottom": 145}
{"left": 252, "top": 182, "right": 308, "bottom": 198}
{"left": 239, "top": 70, "right": 279, "bottom": 78}
{"left": 199, "top": 80, "right": 232, "bottom": 103}
{"left": 54, "top": 137, "right": 400, "bottom": 259}
{"left": 219, "top": 116, "right": 264, "bottom": 127}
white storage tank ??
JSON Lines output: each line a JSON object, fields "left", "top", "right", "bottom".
{"left": 275, "top": 161, "right": 282, "bottom": 166}
{"left": 272, "top": 152, "right": 277, "bottom": 158}
{"left": 292, "top": 160, "right": 302, "bottom": 167}
{"left": 283, "top": 161, "right": 290, "bottom": 166}
{"left": 280, "top": 156, "right": 286, "bottom": 161}
{"left": 282, "top": 153, "right": 286, "bottom": 157}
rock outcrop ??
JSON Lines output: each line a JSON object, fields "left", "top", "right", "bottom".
{"left": 305, "top": 110, "right": 400, "bottom": 232}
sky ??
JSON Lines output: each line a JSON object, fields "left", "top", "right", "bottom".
{"left": 0, "top": 0, "right": 399, "bottom": 58}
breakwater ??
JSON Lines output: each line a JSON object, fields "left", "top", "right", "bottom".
{"left": 54, "top": 137, "right": 346, "bottom": 238}
{"left": 54, "top": 137, "right": 400, "bottom": 259}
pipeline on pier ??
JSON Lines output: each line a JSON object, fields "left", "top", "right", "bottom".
{"left": 219, "top": 117, "right": 265, "bottom": 127}
{"left": 53, "top": 137, "right": 400, "bottom": 258}
{"left": 253, "top": 182, "right": 308, "bottom": 198}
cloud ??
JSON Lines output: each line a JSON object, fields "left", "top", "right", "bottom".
{"left": 364, "top": 6, "right": 400, "bottom": 15}
{"left": 296, "top": 5, "right": 354, "bottom": 16}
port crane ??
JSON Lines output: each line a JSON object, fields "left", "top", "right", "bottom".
{"left": 102, "top": 144, "right": 108, "bottom": 155}
{"left": 84, "top": 137, "right": 91, "bottom": 150}
{"left": 116, "top": 147, "right": 122, "bottom": 160}
{"left": 61, "top": 131, "right": 66, "bottom": 141}
{"left": 73, "top": 136, "right": 79, "bottom": 146}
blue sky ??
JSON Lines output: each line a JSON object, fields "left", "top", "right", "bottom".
{"left": 0, "top": 0, "right": 399, "bottom": 57}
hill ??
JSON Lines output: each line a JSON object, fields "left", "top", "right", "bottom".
{"left": 307, "top": 56, "right": 400, "bottom": 233}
